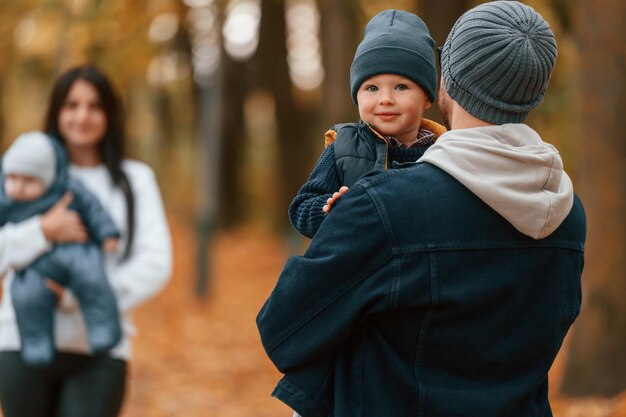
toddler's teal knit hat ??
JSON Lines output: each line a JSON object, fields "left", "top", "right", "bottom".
{"left": 350, "top": 9, "right": 437, "bottom": 104}
{"left": 441, "top": 1, "right": 557, "bottom": 124}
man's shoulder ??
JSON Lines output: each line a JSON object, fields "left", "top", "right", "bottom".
{"left": 550, "top": 193, "right": 586, "bottom": 246}
{"left": 356, "top": 163, "right": 586, "bottom": 249}
{"left": 358, "top": 161, "right": 450, "bottom": 190}
{"left": 347, "top": 163, "right": 457, "bottom": 221}
{"left": 354, "top": 163, "right": 488, "bottom": 223}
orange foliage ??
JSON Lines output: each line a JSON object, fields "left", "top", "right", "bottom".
{"left": 120, "top": 216, "right": 291, "bottom": 416}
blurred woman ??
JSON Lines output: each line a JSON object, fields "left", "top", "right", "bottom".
{"left": 0, "top": 65, "right": 172, "bottom": 417}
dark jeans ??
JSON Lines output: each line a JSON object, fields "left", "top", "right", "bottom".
{"left": 0, "top": 351, "right": 127, "bottom": 417}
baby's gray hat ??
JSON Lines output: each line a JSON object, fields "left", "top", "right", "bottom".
{"left": 441, "top": 1, "right": 557, "bottom": 124}
{"left": 2, "top": 131, "right": 56, "bottom": 189}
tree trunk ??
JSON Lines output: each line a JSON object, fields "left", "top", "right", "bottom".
{"left": 417, "top": 0, "right": 469, "bottom": 47}
{"left": 0, "top": 81, "right": 5, "bottom": 147}
{"left": 256, "top": 0, "right": 317, "bottom": 232}
{"left": 560, "top": 0, "right": 626, "bottom": 396}
{"left": 318, "top": 0, "right": 360, "bottom": 126}
{"left": 416, "top": 0, "right": 471, "bottom": 123}
{"left": 218, "top": 55, "right": 247, "bottom": 227}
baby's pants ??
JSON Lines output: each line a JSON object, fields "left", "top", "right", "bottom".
{"left": 11, "top": 243, "right": 121, "bottom": 365}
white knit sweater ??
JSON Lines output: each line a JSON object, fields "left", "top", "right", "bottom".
{"left": 0, "top": 160, "right": 172, "bottom": 360}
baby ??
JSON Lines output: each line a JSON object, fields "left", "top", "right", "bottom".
{"left": 0, "top": 131, "right": 122, "bottom": 366}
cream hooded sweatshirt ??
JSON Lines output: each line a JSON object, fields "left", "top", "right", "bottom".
{"left": 420, "top": 124, "right": 574, "bottom": 239}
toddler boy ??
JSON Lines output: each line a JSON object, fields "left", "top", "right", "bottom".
{"left": 289, "top": 9, "right": 446, "bottom": 238}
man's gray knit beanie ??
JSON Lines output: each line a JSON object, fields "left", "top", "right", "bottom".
{"left": 2, "top": 131, "right": 56, "bottom": 189}
{"left": 350, "top": 9, "right": 437, "bottom": 104}
{"left": 441, "top": 1, "right": 557, "bottom": 124}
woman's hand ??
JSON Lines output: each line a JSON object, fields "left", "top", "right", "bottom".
{"left": 41, "top": 193, "right": 88, "bottom": 243}
{"left": 45, "top": 279, "right": 64, "bottom": 301}
{"left": 102, "top": 237, "right": 119, "bottom": 253}
{"left": 323, "top": 186, "right": 349, "bottom": 214}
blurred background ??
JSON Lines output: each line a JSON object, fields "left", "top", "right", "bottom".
{"left": 0, "top": 0, "right": 625, "bottom": 416}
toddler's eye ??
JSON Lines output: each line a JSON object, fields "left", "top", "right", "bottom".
{"left": 396, "top": 84, "right": 409, "bottom": 91}
{"left": 364, "top": 85, "right": 378, "bottom": 92}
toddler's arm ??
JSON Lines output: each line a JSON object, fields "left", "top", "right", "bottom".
{"left": 289, "top": 145, "right": 343, "bottom": 238}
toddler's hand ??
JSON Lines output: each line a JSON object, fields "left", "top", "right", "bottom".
{"left": 103, "top": 238, "right": 119, "bottom": 253}
{"left": 323, "top": 186, "right": 349, "bottom": 214}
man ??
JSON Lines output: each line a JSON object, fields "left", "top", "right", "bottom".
{"left": 257, "top": 2, "right": 586, "bottom": 416}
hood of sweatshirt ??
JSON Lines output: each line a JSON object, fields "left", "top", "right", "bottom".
{"left": 419, "top": 124, "right": 573, "bottom": 239}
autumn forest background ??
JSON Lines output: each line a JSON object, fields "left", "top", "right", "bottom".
{"left": 0, "top": 0, "right": 625, "bottom": 416}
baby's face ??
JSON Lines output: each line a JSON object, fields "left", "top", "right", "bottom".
{"left": 357, "top": 73, "right": 431, "bottom": 145}
{"left": 4, "top": 173, "right": 45, "bottom": 201}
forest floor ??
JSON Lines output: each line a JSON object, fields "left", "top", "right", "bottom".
{"left": 91, "top": 215, "right": 626, "bottom": 416}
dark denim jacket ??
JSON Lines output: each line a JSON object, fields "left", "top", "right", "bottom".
{"left": 257, "top": 163, "right": 586, "bottom": 417}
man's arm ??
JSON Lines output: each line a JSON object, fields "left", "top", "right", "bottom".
{"left": 258, "top": 181, "right": 393, "bottom": 372}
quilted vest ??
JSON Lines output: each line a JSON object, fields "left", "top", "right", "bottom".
{"left": 325, "top": 123, "right": 388, "bottom": 187}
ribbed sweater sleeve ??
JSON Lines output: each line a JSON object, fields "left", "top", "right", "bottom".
{"left": 289, "top": 144, "right": 341, "bottom": 239}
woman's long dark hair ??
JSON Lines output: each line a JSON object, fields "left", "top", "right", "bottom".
{"left": 44, "top": 65, "right": 135, "bottom": 260}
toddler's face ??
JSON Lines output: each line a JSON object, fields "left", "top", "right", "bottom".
{"left": 357, "top": 74, "right": 431, "bottom": 145}
{"left": 4, "top": 173, "right": 45, "bottom": 201}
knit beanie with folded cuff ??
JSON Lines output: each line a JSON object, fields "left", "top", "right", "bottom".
{"left": 2, "top": 131, "right": 57, "bottom": 190}
{"left": 350, "top": 9, "right": 437, "bottom": 104}
{"left": 440, "top": 0, "right": 557, "bottom": 124}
